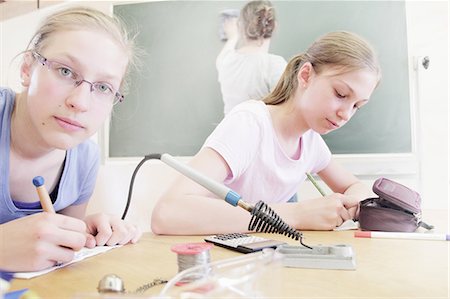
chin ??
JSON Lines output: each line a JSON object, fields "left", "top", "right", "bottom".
{"left": 312, "top": 127, "right": 330, "bottom": 135}
{"left": 48, "top": 136, "right": 84, "bottom": 150}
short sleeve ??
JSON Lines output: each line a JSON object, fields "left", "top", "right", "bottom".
{"left": 203, "top": 108, "right": 263, "bottom": 181}
{"left": 71, "top": 141, "right": 100, "bottom": 205}
{"left": 74, "top": 158, "right": 99, "bottom": 205}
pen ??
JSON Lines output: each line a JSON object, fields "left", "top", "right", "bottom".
{"left": 354, "top": 231, "right": 449, "bottom": 241}
{"left": 306, "top": 172, "right": 326, "bottom": 196}
{"left": 32, "top": 176, "right": 55, "bottom": 213}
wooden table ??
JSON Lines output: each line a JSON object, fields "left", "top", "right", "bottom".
{"left": 9, "top": 210, "right": 448, "bottom": 298}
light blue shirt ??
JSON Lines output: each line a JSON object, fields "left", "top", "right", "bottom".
{"left": 0, "top": 87, "right": 100, "bottom": 223}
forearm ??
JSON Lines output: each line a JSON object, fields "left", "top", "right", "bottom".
{"left": 151, "top": 193, "right": 252, "bottom": 235}
{"left": 343, "top": 181, "right": 372, "bottom": 201}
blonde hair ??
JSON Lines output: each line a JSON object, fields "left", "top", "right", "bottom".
{"left": 25, "top": 6, "right": 141, "bottom": 94}
{"left": 264, "top": 31, "right": 382, "bottom": 105}
{"left": 240, "top": 0, "right": 276, "bottom": 40}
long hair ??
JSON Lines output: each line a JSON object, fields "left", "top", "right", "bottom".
{"left": 264, "top": 31, "right": 382, "bottom": 105}
{"left": 239, "top": 0, "right": 276, "bottom": 40}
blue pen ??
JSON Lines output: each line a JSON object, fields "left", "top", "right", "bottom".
{"left": 32, "top": 176, "right": 55, "bottom": 213}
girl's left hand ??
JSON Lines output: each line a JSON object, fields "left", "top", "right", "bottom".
{"left": 339, "top": 195, "right": 361, "bottom": 220}
{"left": 83, "top": 213, "right": 142, "bottom": 247}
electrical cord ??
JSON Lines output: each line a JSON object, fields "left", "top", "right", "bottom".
{"left": 121, "top": 154, "right": 161, "bottom": 220}
{"left": 121, "top": 153, "right": 311, "bottom": 248}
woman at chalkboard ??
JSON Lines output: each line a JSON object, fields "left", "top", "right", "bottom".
{"left": 216, "top": 0, "right": 287, "bottom": 115}
{"left": 152, "top": 31, "right": 381, "bottom": 234}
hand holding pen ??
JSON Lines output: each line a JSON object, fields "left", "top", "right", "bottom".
{"left": 33, "top": 176, "right": 140, "bottom": 248}
{"left": 0, "top": 177, "right": 87, "bottom": 272}
{"left": 305, "top": 172, "right": 359, "bottom": 226}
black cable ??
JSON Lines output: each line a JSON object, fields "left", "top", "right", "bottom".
{"left": 121, "top": 154, "right": 161, "bottom": 220}
{"left": 121, "top": 153, "right": 311, "bottom": 248}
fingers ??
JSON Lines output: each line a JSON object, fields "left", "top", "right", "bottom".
{"left": 84, "top": 233, "right": 97, "bottom": 248}
{"left": 7, "top": 214, "right": 85, "bottom": 271}
{"left": 339, "top": 194, "right": 361, "bottom": 220}
{"left": 34, "top": 213, "right": 87, "bottom": 251}
{"left": 321, "top": 194, "right": 352, "bottom": 228}
{"left": 131, "top": 226, "right": 142, "bottom": 244}
{"left": 53, "top": 213, "right": 87, "bottom": 232}
{"left": 102, "top": 220, "right": 140, "bottom": 246}
{"left": 338, "top": 206, "right": 351, "bottom": 225}
{"left": 44, "top": 244, "right": 76, "bottom": 265}
{"left": 85, "top": 213, "right": 141, "bottom": 246}
{"left": 347, "top": 206, "right": 359, "bottom": 220}
{"left": 340, "top": 195, "right": 360, "bottom": 209}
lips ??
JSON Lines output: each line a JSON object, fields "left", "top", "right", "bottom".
{"left": 326, "top": 118, "right": 340, "bottom": 129}
{"left": 54, "top": 116, "right": 85, "bottom": 132}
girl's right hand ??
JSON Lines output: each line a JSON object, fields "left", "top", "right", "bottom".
{"left": 223, "top": 17, "right": 238, "bottom": 40}
{"left": 0, "top": 213, "right": 87, "bottom": 272}
{"left": 296, "top": 194, "right": 354, "bottom": 230}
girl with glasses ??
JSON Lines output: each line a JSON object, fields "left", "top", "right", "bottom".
{"left": 0, "top": 6, "right": 142, "bottom": 271}
{"left": 152, "top": 31, "right": 382, "bottom": 235}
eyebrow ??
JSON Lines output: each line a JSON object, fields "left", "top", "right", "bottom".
{"left": 335, "top": 79, "right": 369, "bottom": 102}
{"left": 53, "top": 53, "right": 121, "bottom": 82}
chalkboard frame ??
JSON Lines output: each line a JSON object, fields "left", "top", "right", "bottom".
{"left": 101, "top": 1, "right": 417, "bottom": 175}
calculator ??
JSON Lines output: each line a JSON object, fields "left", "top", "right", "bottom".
{"left": 204, "top": 233, "right": 286, "bottom": 253}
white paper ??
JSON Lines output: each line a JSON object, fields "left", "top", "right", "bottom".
{"left": 333, "top": 220, "right": 359, "bottom": 231}
{"left": 14, "top": 245, "right": 121, "bottom": 279}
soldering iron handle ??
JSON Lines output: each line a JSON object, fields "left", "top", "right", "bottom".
{"left": 160, "top": 153, "right": 241, "bottom": 206}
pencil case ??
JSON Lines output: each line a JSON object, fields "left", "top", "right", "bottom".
{"left": 358, "top": 178, "right": 433, "bottom": 232}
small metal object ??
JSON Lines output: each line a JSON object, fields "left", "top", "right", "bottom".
{"left": 133, "top": 278, "right": 168, "bottom": 294}
{"left": 171, "top": 242, "right": 213, "bottom": 285}
{"left": 422, "top": 56, "right": 430, "bottom": 69}
{"left": 98, "top": 274, "right": 125, "bottom": 293}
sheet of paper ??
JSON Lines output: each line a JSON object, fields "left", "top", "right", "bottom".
{"left": 14, "top": 245, "right": 121, "bottom": 279}
{"left": 334, "top": 220, "right": 359, "bottom": 231}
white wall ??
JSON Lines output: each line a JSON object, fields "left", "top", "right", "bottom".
{"left": 405, "top": 0, "right": 449, "bottom": 211}
{"left": 1, "top": 1, "right": 448, "bottom": 232}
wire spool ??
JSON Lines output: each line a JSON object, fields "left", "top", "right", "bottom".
{"left": 171, "top": 242, "right": 214, "bottom": 285}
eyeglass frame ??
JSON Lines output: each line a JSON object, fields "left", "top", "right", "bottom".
{"left": 31, "top": 51, "right": 125, "bottom": 105}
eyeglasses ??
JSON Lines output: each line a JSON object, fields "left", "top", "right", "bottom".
{"left": 32, "top": 51, "right": 124, "bottom": 105}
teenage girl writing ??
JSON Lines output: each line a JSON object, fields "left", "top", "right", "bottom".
{"left": 152, "top": 31, "right": 381, "bottom": 235}
{"left": 0, "top": 6, "right": 142, "bottom": 271}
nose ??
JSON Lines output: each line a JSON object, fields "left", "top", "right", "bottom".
{"left": 66, "top": 80, "right": 91, "bottom": 112}
{"left": 75, "top": 79, "right": 95, "bottom": 92}
{"left": 337, "top": 104, "right": 354, "bottom": 122}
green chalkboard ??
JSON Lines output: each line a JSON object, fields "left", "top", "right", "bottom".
{"left": 110, "top": 1, "right": 411, "bottom": 157}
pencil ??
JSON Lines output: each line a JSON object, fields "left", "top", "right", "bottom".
{"left": 32, "top": 176, "right": 55, "bottom": 213}
{"left": 306, "top": 172, "right": 326, "bottom": 196}
{"left": 355, "top": 231, "right": 449, "bottom": 241}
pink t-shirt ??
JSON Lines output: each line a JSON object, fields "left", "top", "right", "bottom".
{"left": 203, "top": 100, "right": 331, "bottom": 204}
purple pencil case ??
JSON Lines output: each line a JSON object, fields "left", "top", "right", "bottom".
{"left": 358, "top": 178, "right": 434, "bottom": 232}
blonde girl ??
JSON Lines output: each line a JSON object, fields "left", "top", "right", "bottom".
{"left": 1, "top": 6, "right": 142, "bottom": 271}
{"left": 152, "top": 31, "right": 381, "bottom": 235}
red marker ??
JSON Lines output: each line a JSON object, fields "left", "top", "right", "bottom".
{"left": 355, "top": 231, "right": 449, "bottom": 241}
